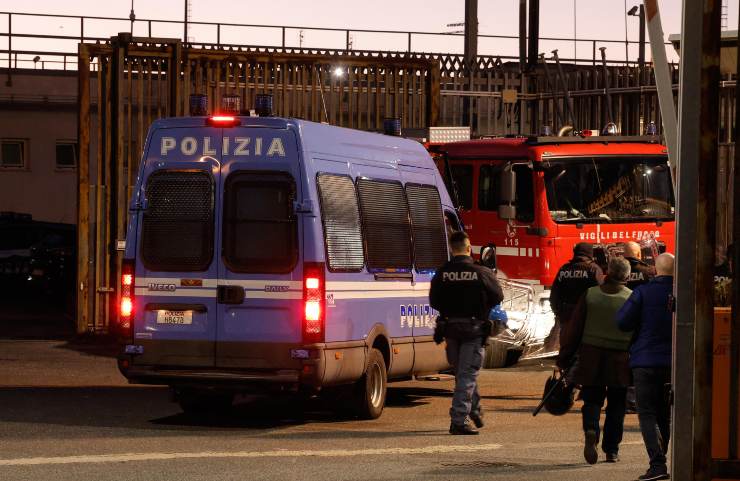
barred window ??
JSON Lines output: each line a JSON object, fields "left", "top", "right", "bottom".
{"left": 317, "top": 174, "right": 364, "bottom": 272}
{"left": 356, "top": 179, "right": 413, "bottom": 271}
{"left": 406, "top": 184, "right": 447, "bottom": 270}
{"left": 141, "top": 170, "right": 214, "bottom": 271}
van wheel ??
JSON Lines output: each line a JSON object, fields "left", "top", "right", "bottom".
{"left": 353, "top": 348, "right": 387, "bottom": 419}
{"left": 176, "top": 388, "right": 234, "bottom": 415}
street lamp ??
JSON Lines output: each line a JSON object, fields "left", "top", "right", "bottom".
{"left": 627, "top": 4, "right": 646, "bottom": 79}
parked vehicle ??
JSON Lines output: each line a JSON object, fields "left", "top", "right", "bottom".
{"left": 117, "top": 107, "right": 458, "bottom": 418}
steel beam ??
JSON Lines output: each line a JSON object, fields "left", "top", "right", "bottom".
{"left": 673, "top": 1, "right": 722, "bottom": 481}
{"left": 527, "top": 0, "right": 540, "bottom": 69}
{"left": 76, "top": 43, "right": 91, "bottom": 334}
{"left": 519, "top": 0, "right": 527, "bottom": 70}
{"left": 462, "top": 0, "right": 477, "bottom": 128}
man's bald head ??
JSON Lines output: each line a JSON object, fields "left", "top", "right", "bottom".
{"left": 624, "top": 241, "right": 641, "bottom": 259}
{"left": 655, "top": 253, "right": 675, "bottom": 276}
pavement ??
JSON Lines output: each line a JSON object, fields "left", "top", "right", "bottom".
{"left": 0, "top": 337, "right": 664, "bottom": 481}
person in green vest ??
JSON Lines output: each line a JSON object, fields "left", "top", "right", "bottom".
{"left": 557, "top": 256, "right": 633, "bottom": 465}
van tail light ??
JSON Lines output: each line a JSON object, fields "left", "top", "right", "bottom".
{"left": 120, "top": 259, "right": 135, "bottom": 336}
{"left": 302, "top": 262, "right": 325, "bottom": 344}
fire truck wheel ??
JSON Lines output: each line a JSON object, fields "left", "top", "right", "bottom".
{"left": 483, "top": 339, "right": 519, "bottom": 369}
{"left": 352, "top": 348, "right": 387, "bottom": 420}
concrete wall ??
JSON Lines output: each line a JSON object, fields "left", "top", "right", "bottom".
{"left": 0, "top": 71, "right": 78, "bottom": 224}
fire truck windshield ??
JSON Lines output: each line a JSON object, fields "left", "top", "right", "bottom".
{"left": 543, "top": 155, "right": 674, "bottom": 223}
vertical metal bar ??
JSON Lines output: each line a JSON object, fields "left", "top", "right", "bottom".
{"left": 184, "top": 1, "right": 188, "bottom": 42}
{"left": 463, "top": 0, "right": 478, "bottom": 126}
{"left": 673, "top": 2, "right": 722, "bottom": 481}
{"left": 407, "top": 32, "right": 411, "bottom": 52}
{"left": 112, "top": 42, "right": 126, "bottom": 332}
{"left": 527, "top": 0, "right": 540, "bottom": 69}
{"left": 76, "top": 44, "right": 91, "bottom": 334}
{"left": 638, "top": 4, "right": 646, "bottom": 84}
{"left": 6, "top": 13, "right": 12, "bottom": 86}
{"left": 282, "top": 27, "right": 286, "bottom": 48}
{"left": 80, "top": 17, "right": 84, "bottom": 43}
{"left": 345, "top": 30, "right": 350, "bottom": 50}
{"left": 217, "top": 24, "right": 221, "bottom": 47}
{"left": 519, "top": 0, "right": 527, "bottom": 70}
{"left": 148, "top": 20, "right": 151, "bottom": 38}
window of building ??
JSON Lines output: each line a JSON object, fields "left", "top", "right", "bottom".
{"left": 317, "top": 174, "right": 365, "bottom": 272}
{"left": 1, "top": 140, "right": 27, "bottom": 169}
{"left": 405, "top": 184, "right": 447, "bottom": 271}
{"left": 141, "top": 170, "right": 214, "bottom": 272}
{"left": 55, "top": 142, "right": 77, "bottom": 169}
{"left": 356, "top": 179, "right": 413, "bottom": 272}
{"left": 222, "top": 171, "right": 298, "bottom": 273}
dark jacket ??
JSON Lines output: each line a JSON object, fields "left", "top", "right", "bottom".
{"left": 549, "top": 255, "right": 604, "bottom": 324}
{"left": 558, "top": 278, "right": 632, "bottom": 387}
{"left": 616, "top": 275, "right": 674, "bottom": 368}
{"left": 624, "top": 256, "right": 656, "bottom": 290}
{"left": 429, "top": 255, "right": 504, "bottom": 322}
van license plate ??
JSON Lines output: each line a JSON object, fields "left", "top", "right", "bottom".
{"left": 156, "top": 310, "right": 193, "bottom": 325}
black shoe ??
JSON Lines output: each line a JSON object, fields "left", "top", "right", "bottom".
{"left": 605, "top": 452, "right": 619, "bottom": 463}
{"left": 637, "top": 466, "right": 670, "bottom": 480}
{"left": 449, "top": 423, "right": 479, "bottom": 435}
{"left": 469, "top": 411, "right": 484, "bottom": 429}
{"left": 583, "top": 430, "right": 599, "bottom": 465}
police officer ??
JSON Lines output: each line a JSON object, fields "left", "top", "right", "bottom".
{"left": 546, "top": 242, "right": 604, "bottom": 350}
{"left": 623, "top": 241, "right": 656, "bottom": 290}
{"left": 715, "top": 243, "right": 734, "bottom": 307}
{"left": 430, "top": 231, "right": 504, "bottom": 435}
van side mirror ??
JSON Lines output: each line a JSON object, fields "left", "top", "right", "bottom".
{"left": 498, "top": 165, "right": 516, "bottom": 220}
{"left": 480, "top": 244, "right": 497, "bottom": 270}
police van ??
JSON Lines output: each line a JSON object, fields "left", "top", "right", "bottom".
{"left": 117, "top": 104, "right": 460, "bottom": 419}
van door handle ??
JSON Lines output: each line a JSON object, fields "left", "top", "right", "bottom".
{"left": 217, "top": 285, "right": 245, "bottom": 304}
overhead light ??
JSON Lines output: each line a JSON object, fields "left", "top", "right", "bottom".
{"left": 333, "top": 67, "right": 344, "bottom": 77}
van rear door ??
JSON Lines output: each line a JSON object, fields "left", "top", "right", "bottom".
{"left": 132, "top": 128, "right": 221, "bottom": 368}
{"left": 216, "top": 127, "right": 303, "bottom": 369}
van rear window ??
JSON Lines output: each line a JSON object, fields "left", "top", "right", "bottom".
{"left": 406, "top": 184, "right": 447, "bottom": 271}
{"left": 223, "top": 172, "right": 298, "bottom": 273}
{"left": 356, "top": 179, "right": 413, "bottom": 271}
{"left": 141, "top": 170, "right": 214, "bottom": 271}
{"left": 317, "top": 174, "right": 364, "bottom": 272}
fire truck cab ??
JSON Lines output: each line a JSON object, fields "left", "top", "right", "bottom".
{"left": 425, "top": 131, "right": 676, "bottom": 364}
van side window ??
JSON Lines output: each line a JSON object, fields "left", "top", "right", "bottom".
{"left": 450, "top": 164, "right": 473, "bottom": 210}
{"left": 317, "top": 174, "right": 365, "bottom": 272}
{"left": 405, "top": 184, "right": 447, "bottom": 271}
{"left": 222, "top": 171, "right": 298, "bottom": 273}
{"left": 141, "top": 170, "right": 214, "bottom": 271}
{"left": 513, "top": 164, "right": 535, "bottom": 223}
{"left": 356, "top": 179, "right": 413, "bottom": 271}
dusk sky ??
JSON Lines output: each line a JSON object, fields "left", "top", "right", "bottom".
{"left": 1, "top": 0, "right": 737, "bottom": 63}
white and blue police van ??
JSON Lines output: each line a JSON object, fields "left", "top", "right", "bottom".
{"left": 117, "top": 99, "right": 461, "bottom": 419}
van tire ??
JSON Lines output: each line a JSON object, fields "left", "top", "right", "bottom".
{"left": 177, "top": 389, "right": 234, "bottom": 415}
{"left": 352, "top": 348, "right": 387, "bottom": 419}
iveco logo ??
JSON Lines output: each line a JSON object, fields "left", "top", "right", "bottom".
{"left": 148, "top": 283, "right": 176, "bottom": 292}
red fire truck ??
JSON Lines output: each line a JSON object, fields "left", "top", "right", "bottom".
{"left": 417, "top": 127, "right": 676, "bottom": 366}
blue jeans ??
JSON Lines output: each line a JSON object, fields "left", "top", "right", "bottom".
{"left": 633, "top": 367, "right": 671, "bottom": 469}
{"left": 445, "top": 337, "right": 485, "bottom": 425}
{"left": 581, "top": 385, "right": 627, "bottom": 455}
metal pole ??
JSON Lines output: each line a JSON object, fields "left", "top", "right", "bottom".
{"left": 527, "top": 0, "right": 539, "bottom": 69}
{"left": 519, "top": 0, "right": 527, "bottom": 70}
{"left": 346, "top": 30, "right": 350, "bottom": 50}
{"left": 183, "top": 0, "right": 188, "bottom": 43}
{"left": 407, "top": 32, "right": 411, "bottom": 52}
{"left": 80, "top": 17, "right": 84, "bottom": 43}
{"left": 644, "top": 0, "right": 678, "bottom": 181}
{"left": 730, "top": 3, "right": 740, "bottom": 459}
{"left": 6, "top": 13, "right": 11, "bottom": 87}
{"left": 551, "top": 49, "right": 575, "bottom": 127}
{"left": 77, "top": 43, "right": 91, "bottom": 334}
{"left": 599, "top": 47, "right": 614, "bottom": 123}
{"left": 282, "top": 27, "right": 285, "bottom": 48}
{"left": 673, "top": 2, "right": 722, "bottom": 481}
{"left": 463, "top": 0, "right": 478, "bottom": 128}
{"left": 638, "top": 4, "right": 646, "bottom": 82}
{"left": 539, "top": 53, "right": 564, "bottom": 129}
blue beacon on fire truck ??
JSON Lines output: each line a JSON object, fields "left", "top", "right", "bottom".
{"left": 117, "top": 95, "right": 459, "bottom": 419}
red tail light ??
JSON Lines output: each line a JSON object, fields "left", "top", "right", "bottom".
{"left": 303, "top": 263, "right": 325, "bottom": 344}
{"left": 120, "top": 259, "right": 135, "bottom": 334}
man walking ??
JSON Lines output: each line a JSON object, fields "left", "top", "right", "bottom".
{"left": 430, "top": 231, "right": 504, "bottom": 435}
{"left": 546, "top": 242, "right": 604, "bottom": 350}
{"left": 623, "top": 241, "right": 656, "bottom": 290}
{"left": 558, "top": 257, "right": 633, "bottom": 464}
{"left": 617, "top": 253, "right": 675, "bottom": 481}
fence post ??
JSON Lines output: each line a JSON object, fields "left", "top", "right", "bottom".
{"left": 282, "top": 27, "right": 286, "bottom": 48}
{"left": 407, "top": 32, "right": 411, "bottom": 52}
{"left": 346, "top": 30, "right": 350, "bottom": 50}
{"left": 80, "top": 16, "right": 84, "bottom": 43}
{"left": 76, "top": 43, "right": 91, "bottom": 334}
{"left": 6, "top": 13, "right": 11, "bottom": 86}
{"left": 217, "top": 24, "right": 221, "bottom": 47}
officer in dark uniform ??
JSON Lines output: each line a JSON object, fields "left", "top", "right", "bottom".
{"left": 546, "top": 242, "right": 604, "bottom": 350}
{"left": 430, "top": 231, "right": 504, "bottom": 435}
{"left": 623, "top": 241, "right": 656, "bottom": 290}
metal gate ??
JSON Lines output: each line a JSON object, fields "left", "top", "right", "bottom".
{"left": 76, "top": 34, "right": 440, "bottom": 333}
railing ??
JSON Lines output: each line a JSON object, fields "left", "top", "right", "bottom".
{"left": 0, "top": 10, "right": 676, "bottom": 73}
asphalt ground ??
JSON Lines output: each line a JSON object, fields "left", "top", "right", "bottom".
{"left": 0, "top": 339, "right": 663, "bottom": 481}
